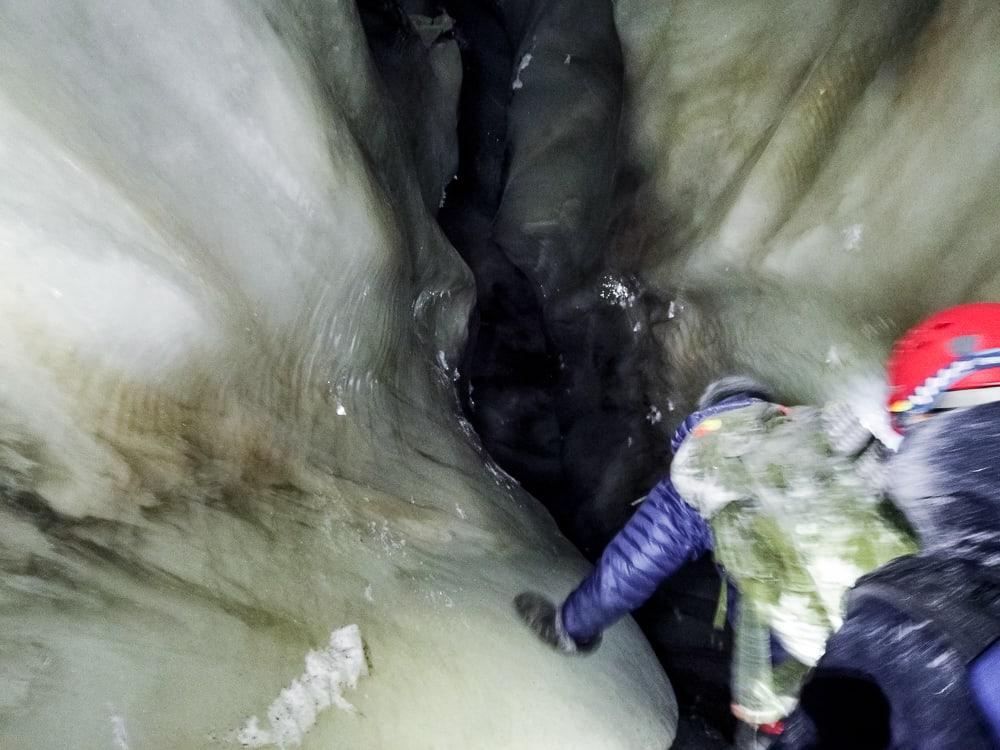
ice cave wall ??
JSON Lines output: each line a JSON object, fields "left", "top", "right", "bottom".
{"left": 615, "top": 0, "right": 1000, "bottom": 415}
{"left": 0, "top": 2, "right": 675, "bottom": 748}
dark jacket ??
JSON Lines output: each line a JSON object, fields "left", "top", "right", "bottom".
{"left": 559, "top": 398, "right": 759, "bottom": 644}
{"left": 774, "top": 400, "right": 1000, "bottom": 750}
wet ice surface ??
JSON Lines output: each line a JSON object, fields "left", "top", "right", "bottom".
{"left": 0, "top": 2, "right": 675, "bottom": 748}
{"left": 615, "top": 0, "right": 1000, "bottom": 416}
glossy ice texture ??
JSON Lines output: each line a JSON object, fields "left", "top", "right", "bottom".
{"left": 0, "top": 2, "right": 675, "bottom": 747}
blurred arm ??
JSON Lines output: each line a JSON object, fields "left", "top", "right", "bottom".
{"left": 559, "top": 476, "right": 713, "bottom": 645}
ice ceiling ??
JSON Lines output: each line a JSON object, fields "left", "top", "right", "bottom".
{"left": 0, "top": 1, "right": 998, "bottom": 748}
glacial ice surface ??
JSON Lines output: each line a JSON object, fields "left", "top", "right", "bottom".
{"left": 615, "top": 0, "right": 1000, "bottom": 416}
{"left": 0, "top": 2, "right": 675, "bottom": 748}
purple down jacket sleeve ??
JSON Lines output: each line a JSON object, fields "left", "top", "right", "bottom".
{"left": 559, "top": 475, "right": 712, "bottom": 643}
{"left": 559, "top": 398, "right": 762, "bottom": 645}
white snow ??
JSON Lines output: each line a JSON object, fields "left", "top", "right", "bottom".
{"left": 109, "top": 712, "right": 129, "bottom": 750}
{"left": 512, "top": 53, "right": 533, "bottom": 90}
{"left": 236, "top": 625, "right": 368, "bottom": 748}
{"left": 600, "top": 276, "right": 637, "bottom": 308}
{"left": 842, "top": 223, "right": 863, "bottom": 251}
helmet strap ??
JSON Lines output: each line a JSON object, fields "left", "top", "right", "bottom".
{"left": 904, "top": 348, "right": 1000, "bottom": 415}
{"left": 935, "top": 385, "right": 1000, "bottom": 410}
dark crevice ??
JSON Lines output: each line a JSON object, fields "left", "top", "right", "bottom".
{"left": 359, "top": 0, "right": 734, "bottom": 741}
{"left": 436, "top": 0, "right": 567, "bottom": 510}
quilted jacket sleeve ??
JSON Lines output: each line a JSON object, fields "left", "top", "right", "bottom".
{"left": 558, "top": 397, "right": 763, "bottom": 646}
{"left": 559, "top": 476, "right": 713, "bottom": 644}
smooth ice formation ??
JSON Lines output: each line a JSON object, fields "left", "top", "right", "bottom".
{"left": 0, "top": 1, "right": 675, "bottom": 748}
{"left": 615, "top": 0, "right": 1000, "bottom": 414}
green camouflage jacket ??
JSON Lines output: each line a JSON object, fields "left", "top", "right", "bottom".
{"left": 670, "top": 401, "right": 917, "bottom": 724}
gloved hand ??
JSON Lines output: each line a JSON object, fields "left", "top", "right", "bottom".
{"left": 821, "top": 401, "right": 893, "bottom": 489}
{"left": 821, "top": 401, "right": 877, "bottom": 457}
{"left": 513, "top": 591, "right": 600, "bottom": 654}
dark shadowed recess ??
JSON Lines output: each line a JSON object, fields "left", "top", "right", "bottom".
{"left": 357, "top": 1, "right": 734, "bottom": 743}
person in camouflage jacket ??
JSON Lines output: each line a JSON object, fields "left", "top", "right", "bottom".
{"left": 515, "top": 376, "right": 916, "bottom": 733}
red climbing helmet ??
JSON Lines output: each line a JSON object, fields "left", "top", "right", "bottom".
{"left": 887, "top": 302, "right": 1000, "bottom": 429}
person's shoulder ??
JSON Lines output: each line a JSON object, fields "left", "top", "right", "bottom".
{"left": 672, "top": 401, "right": 826, "bottom": 484}
{"left": 687, "top": 401, "right": 788, "bottom": 444}
{"left": 669, "top": 405, "right": 770, "bottom": 514}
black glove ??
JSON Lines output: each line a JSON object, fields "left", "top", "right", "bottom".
{"left": 513, "top": 591, "right": 600, "bottom": 654}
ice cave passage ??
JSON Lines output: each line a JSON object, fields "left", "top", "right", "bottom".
{"left": 1, "top": 0, "right": 999, "bottom": 748}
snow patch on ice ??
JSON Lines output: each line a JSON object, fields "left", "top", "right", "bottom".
{"left": 825, "top": 345, "right": 843, "bottom": 368}
{"left": 457, "top": 415, "right": 478, "bottom": 442}
{"left": 235, "top": 625, "right": 368, "bottom": 748}
{"left": 512, "top": 53, "right": 533, "bottom": 90}
{"left": 369, "top": 520, "right": 407, "bottom": 557}
{"left": 485, "top": 458, "right": 519, "bottom": 489}
{"left": 426, "top": 590, "right": 455, "bottom": 608}
{"left": 436, "top": 350, "right": 460, "bottom": 381}
{"left": 600, "top": 276, "right": 637, "bottom": 308}
{"left": 842, "top": 223, "right": 863, "bottom": 252}
{"left": 109, "top": 710, "right": 129, "bottom": 750}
